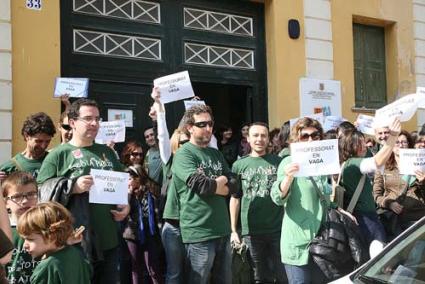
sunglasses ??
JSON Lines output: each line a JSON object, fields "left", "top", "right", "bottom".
{"left": 130, "top": 152, "right": 143, "bottom": 157}
{"left": 61, "top": 124, "right": 72, "bottom": 131}
{"left": 179, "top": 139, "right": 190, "bottom": 145}
{"left": 299, "top": 131, "right": 321, "bottom": 141}
{"left": 193, "top": 121, "right": 214, "bottom": 128}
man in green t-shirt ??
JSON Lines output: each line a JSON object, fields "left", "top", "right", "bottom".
{"left": 230, "top": 122, "right": 285, "bottom": 283}
{"left": 172, "top": 105, "right": 239, "bottom": 284}
{"left": 36, "top": 99, "right": 129, "bottom": 284}
{"left": 0, "top": 112, "right": 56, "bottom": 181}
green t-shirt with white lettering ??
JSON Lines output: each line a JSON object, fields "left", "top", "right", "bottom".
{"left": 37, "top": 143, "right": 124, "bottom": 250}
{"left": 30, "top": 245, "right": 91, "bottom": 284}
{"left": 171, "top": 142, "right": 231, "bottom": 243}
{"left": 0, "top": 153, "right": 47, "bottom": 178}
{"left": 232, "top": 154, "right": 283, "bottom": 236}
{"left": 6, "top": 228, "right": 39, "bottom": 284}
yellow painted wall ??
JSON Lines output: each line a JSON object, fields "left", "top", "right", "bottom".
{"left": 331, "top": 0, "right": 416, "bottom": 130}
{"left": 265, "top": 0, "right": 306, "bottom": 129}
{"left": 11, "top": 1, "right": 61, "bottom": 154}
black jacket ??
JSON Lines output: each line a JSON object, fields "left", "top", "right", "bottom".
{"left": 309, "top": 209, "right": 369, "bottom": 280}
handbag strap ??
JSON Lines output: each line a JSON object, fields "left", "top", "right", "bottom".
{"left": 346, "top": 174, "right": 366, "bottom": 213}
{"left": 336, "top": 162, "right": 346, "bottom": 185}
{"left": 309, "top": 177, "right": 327, "bottom": 206}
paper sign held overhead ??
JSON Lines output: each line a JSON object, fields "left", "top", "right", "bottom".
{"left": 89, "top": 169, "right": 129, "bottom": 205}
{"left": 399, "top": 149, "right": 425, "bottom": 175}
{"left": 154, "top": 71, "right": 195, "bottom": 104}
{"left": 95, "top": 120, "right": 126, "bottom": 144}
{"left": 54, "top": 78, "right": 89, "bottom": 98}
{"left": 290, "top": 139, "right": 340, "bottom": 177}
{"left": 356, "top": 114, "right": 375, "bottom": 136}
{"left": 184, "top": 100, "right": 206, "bottom": 110}
{"left": 322, "top": 116, "right": 346, "bottom": 132}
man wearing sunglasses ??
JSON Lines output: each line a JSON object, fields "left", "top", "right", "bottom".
{"left": 230, "top": 122, "right": 286, "bottom": 283}
{"left": 0, "top": 112, "right": 56, "bottom": 182}
{"left": 171, "top": 104, "right": 239, "bottom": 284}
{"left": 37, "top": 98, "right": 129, "bottom": 284}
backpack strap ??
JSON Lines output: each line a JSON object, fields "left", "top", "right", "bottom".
{"left": 346, "top": 174, "right": 366, "bottom": 213}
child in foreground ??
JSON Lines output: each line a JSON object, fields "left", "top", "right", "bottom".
{"left": 17, "top": 201, "right": 91, "bottom": 284}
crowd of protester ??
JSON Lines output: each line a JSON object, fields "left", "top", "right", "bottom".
{"left": 0, "top": 89, "right": 425, "bottom": 284}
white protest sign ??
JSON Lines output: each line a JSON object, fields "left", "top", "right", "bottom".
{"left": 54, "top": 78, "right": 89, "bottom": 98}
{"left": 154, "top": 71, "right": 195, "bottom": 104}
{"left": 89, "top": 169, "right": 129, "bottom": 205}
{"left": 184, "top": 100, "right": 206, "bottom": 110}
{"left": 95, "top": 120, "right": 126, "bottom": 144}
{"left": 399, "top": 149, "right": 425, "bottom": 175}
{"left": 289, "top": 113, "right": 324, "bottom": 132}
{"left": 323, "top": 116, "right": 346, "bottom": 132}
{"left": 290, "top": 139, "right": 340, "bottom": 177}
{"left": 375, "top": 93, "right": 425, "bottom": 125}
{"left": 356, "top": 114, "right": 375, "bottom": 136}
{"left": 299, "top": 78, "right": 342, "bottom": 117}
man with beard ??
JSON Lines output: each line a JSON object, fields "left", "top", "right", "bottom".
{"left": 37, "top": 99, "right": 129, "bottom": 284}
{"left": 0, "top": 112, "right": 56, "bottom": 181}
{"left": 171, "top": 105, "right": 239, "bottom": 284}
{"left": 230, "top": 122, "right": 285, "bottom": 283}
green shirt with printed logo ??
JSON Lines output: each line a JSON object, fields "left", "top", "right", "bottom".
{"left": 0, "top": 153, "right": 47, "bottom": 178}
{"left": 37, "top": 143, "right": 124, "bottom": 251}
{"left": 172, "top": 142, "right": 231, "bottom": 243}
{"left": 232, "top": 154, "right": 283, "bottom": 236}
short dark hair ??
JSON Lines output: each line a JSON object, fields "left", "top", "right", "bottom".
{"left": 68, "top": 99, "right": 98, "bottom": 121}
{"left": 2, "top": 171, "right": 37, "bottom": 197}
{"left": 21, "top": 112, "right": 56, "bottom": 138}
{"left": 249, "top": 122, "right": 269, "bottom": 132}
{"left": 182, "top": 105, "right": 214, "bottom": 127}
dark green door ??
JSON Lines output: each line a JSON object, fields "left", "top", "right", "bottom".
{"left": 61, "top": 0, "right": 267, "bottom": 145}
{"left": 353, "top": 23, "right": 387, "bottom": 109}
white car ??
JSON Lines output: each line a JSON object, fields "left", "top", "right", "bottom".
{"left": 330, "top": 216, "right": 425, "bottom": 283}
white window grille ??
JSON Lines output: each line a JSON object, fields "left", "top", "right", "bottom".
{"left": 184, "top": 7, "right": 253, "bottom": 37}
{"left": 73, "top": 0, "right": 160, "bottom": 24}
{"left": 73, "top": 29, "right": 161, "bottom": 61}
{"left": 184, "top": 42, "right": 254, "bottom": 69}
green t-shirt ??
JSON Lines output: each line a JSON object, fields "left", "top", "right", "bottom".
{"left": 271, "top": 156, "right": 330, "bottom": 266}
{"left": 171, "top": 142, "right": 231, "bottom": 243}
{"left": 232, "top": 154, "right": 283, "bottom": 236}
{"left": 6, "top": 228, "right": 39, "bottom": 284}
{"left": 0, "top": 153, "right": 47, "bottom": 178}
{"left": 277, "top": 147, "right": 290, "bottom": 159}
{"left": 163, "top": 182, "right": 180, "bottom": 220}
{"left": 37, "top": 143, "right": 124, "bottom": 250}
{"left": 341, "top": 157, "right": 376, "bottom": 213}
{"left": 30, "top": 246, "right": 91, "bottom": 284}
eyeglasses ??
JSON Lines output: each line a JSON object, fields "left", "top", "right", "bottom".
{"left": 61, "top": 124, "right": 72, "bottom": 131}
{"left": 6, "top": 191, "right": 38, "bottom": 203}
{"left": 299, "top": 131, "right": 321, "bottom": 141}
{"left": 416, "top": 140, "right": 425, "bottom": 145}
{"left": 179, "top": 139, "right": 189, "bottom": 145}
{"left": 193, "top": 121, "right": 214, "bottom": 128}
{"left": 77, "top": 116, "right": 102, "bottom": 124}
{"left": 395, "top": 141, "right": 409, "bottom": 146}
{"left": 130, "top": 152, "right": 143, "bottom": 157}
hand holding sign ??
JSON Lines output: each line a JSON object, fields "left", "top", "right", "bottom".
{"left": 89, "top": 169, "right": 129, "bottom": 205}
{"left": 54, "top": 77, "right": 89, "bottom": 98}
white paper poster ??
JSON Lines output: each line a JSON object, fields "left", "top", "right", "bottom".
{"left": 299, "top": 78, "right": 342, "bottom": 117}
{"left": 154, "top": 71, "right": 195, "bottom": 104}
{"left": 54, "top": 77, "right": 89, "bottom": 98}
{"left": 375, "top": 93, "right": 425, "bottom": 126}
{"left": 184, "top": 100, "right": 206, "bottom": 110}
{"left": 356, "top": 114, "right": 375, "bottom": 136}
{"left": 323, "top": 116, "right": 346, "bottom": 132}
{"left": 399, "top": 149, "right": 425, "bottom": 175}
{"left": 89, "top": 169, "right": 129, "bottom": 205}
{"left": 290, "top": 139, "right": 340, "bottom": 177}
{"left": 107, "top": 109, "right": 133, "bottom": 128}
{"left": 95, "top": 120, "right": 126, "bottom": 144}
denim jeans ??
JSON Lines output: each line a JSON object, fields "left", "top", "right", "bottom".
{"left": 243, "top": 232, "right": 287, "bottom": 283}
{"left": 185, "top": 236, "right": 232, "bottom": 284}
{"left": 354, "top": 211, "right": 387, "bottom": 245}
{"left": 284, "top": 259, "right": 327, "bottom": 284}
{"left": 161, "top": 221, "right": 185, "bottom": 284}
{"left": 92, "top": 247, "right": 119, "bottom": 284}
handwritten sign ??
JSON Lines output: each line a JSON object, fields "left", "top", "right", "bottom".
{"left": 184, "top": 100, "right": 206, "bottom": 110}
{"left": 323, "top": 116, "right": 346, "bottom": 132}
{"left": 95, "top": 120, "right": 126, "bottom": 144}
{"left": 375, "top": 93, "right": 425, "bottom": 126}
{"left": 399, "top": 149, "right": 425, "bottom": 175}
{"left": 154, "top": 71, "right": 195, "bottom": 104}
{"left": 89, "top": 169, "right": 129, "bottom": 205}
{"left": 356, "top": 114, "right": 375, "bottom": 136}
{"left": 54, "top": 78, "right": 89, "bottom": 98}
{"left": 290, "top": 139, "right": 340, "bottom": 177}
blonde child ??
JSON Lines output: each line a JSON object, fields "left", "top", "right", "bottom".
{"left": 17, "top": 201, "right": 91, "bottom": 284}
{"left": 3, "top": 172, "right": 39, "bottom": 284}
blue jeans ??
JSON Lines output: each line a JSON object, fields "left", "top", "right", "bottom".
{"left": 284, "top": 259, "right": 327, "bottom": 284}
{"left": 243, "top": 232, "right": 286, "bottom": 283}
{"left": 354, "top": 211, "right": 387, "bottom": 245}
{"left": 92, "top": 247, "right": 119, "bottom": 284}
{"left": 161, "top": 221, "right": 185, "bottom": 284}
{"left": 185, "top": 236, "right": 232, "bottom": 284}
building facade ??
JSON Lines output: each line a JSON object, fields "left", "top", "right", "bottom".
{"left": 0, "top": 0, "right": 423, "bottom": 162}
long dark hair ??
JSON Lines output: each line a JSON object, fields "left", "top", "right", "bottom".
{"left": 338, "top": 130, "right": 365, "bottom": 163}
{"left": 120, "top": 140, "right": 143, "bottom": 167}
{"left": 386, "top": 130, "right": 414, "bottom": 171}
